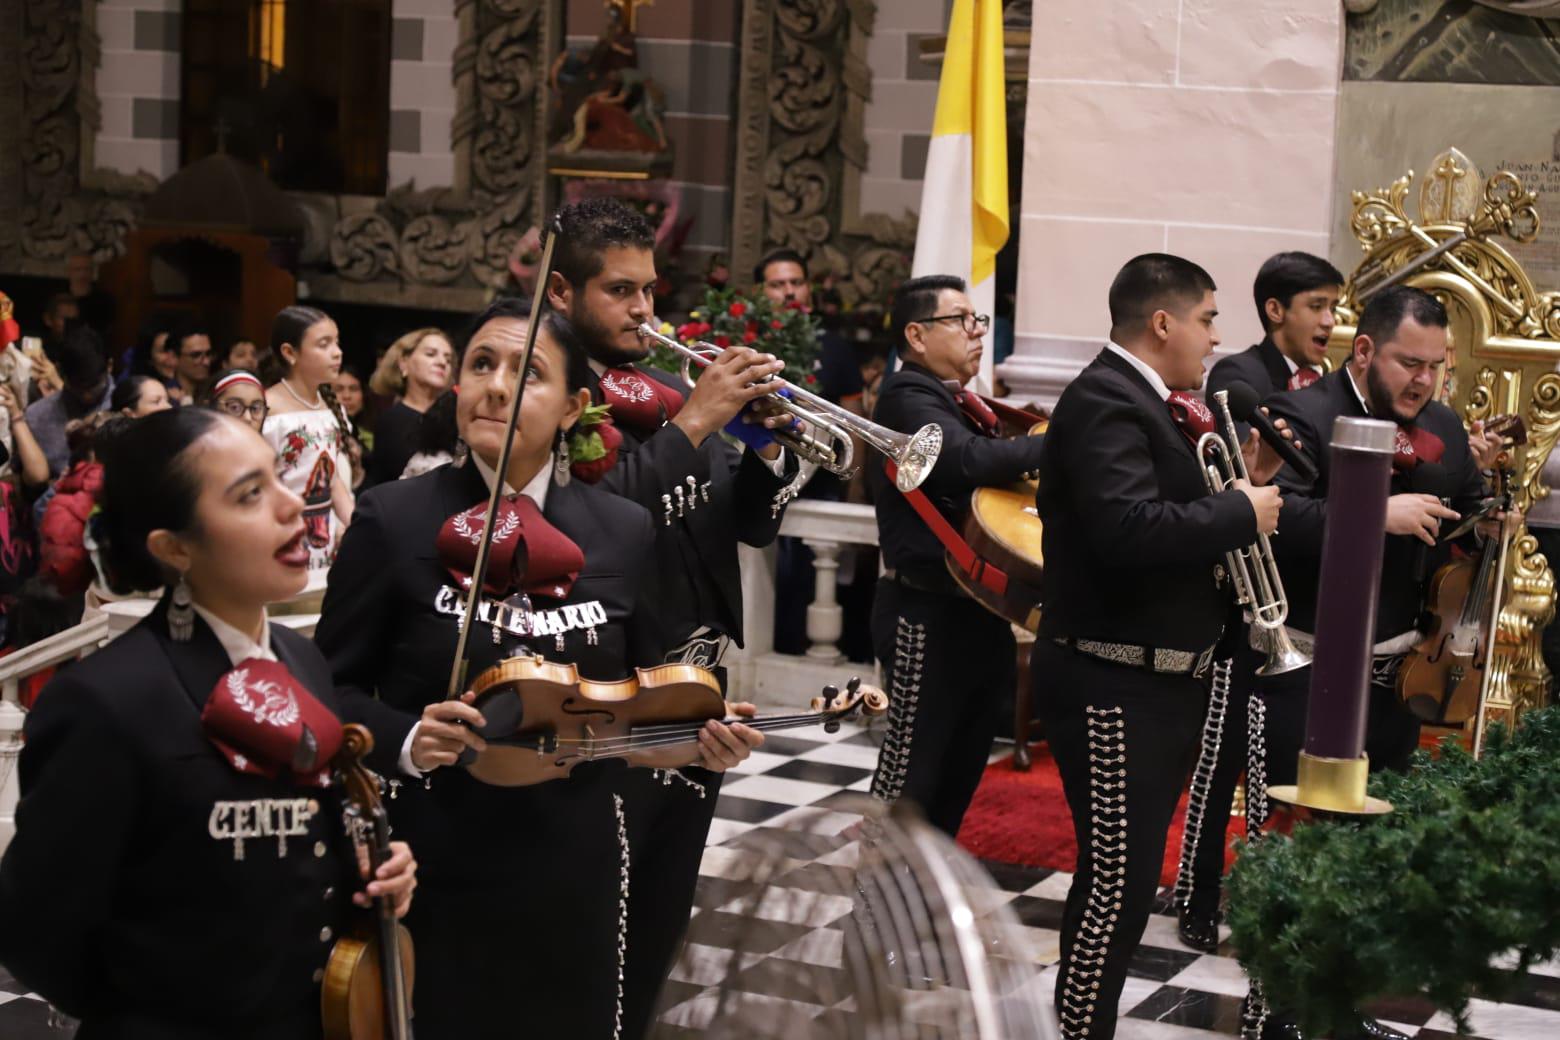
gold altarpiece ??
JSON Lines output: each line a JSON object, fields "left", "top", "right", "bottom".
{"left": 1327, "top": 148, "right": 1558, "bottom": 747}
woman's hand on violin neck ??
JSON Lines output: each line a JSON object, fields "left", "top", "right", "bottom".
{"left": 697, "top": 717, "right": 763, "bottom": 773}
{"left": 355, "top": 841, "right": 417, "bottom": 918}
{"left": 409, "top": 692, "right": 488, "bottom": 772}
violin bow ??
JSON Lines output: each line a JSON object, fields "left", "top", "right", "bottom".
{"left": 444, "top": 217, "right": 563, "bottom": 705}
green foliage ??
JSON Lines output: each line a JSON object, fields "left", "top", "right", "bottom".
{"left": 644, "top": 287, "right": 822, "bottom": 386}
{"left": 1226, "top": 706, "right": 1560, "bottom": 1035}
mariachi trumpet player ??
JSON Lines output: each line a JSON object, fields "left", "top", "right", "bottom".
{"left": 1033, "top": 254, "right": 1296, "bottom": 1040}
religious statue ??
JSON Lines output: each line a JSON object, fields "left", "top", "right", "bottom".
{"left": 547, "top": 1, "right": 672, "bottom": 175}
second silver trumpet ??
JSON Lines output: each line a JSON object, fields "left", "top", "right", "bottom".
{"left": 1199, "top": 389, "right": 1310, "bottom": 676}
{"left": 636, "top": 322, "right": 943, "bottom": 493}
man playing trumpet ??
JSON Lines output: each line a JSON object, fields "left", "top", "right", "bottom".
{"left": 1034, "top": 254, "right": 1292, "bottom": 1040}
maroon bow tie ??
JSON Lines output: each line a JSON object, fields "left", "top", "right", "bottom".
{"left": 1392, "top": 424, "right": 1445, "bottom": 472}
{"left": 954, "top": 389, "right": 999, "bottom": 434}
{"left": 1167, "top": 391, "right": 1216, "bottom": 447}
{"left": 437, "top": 494, "right": 585, "bottom": 600}
{"left": 1287, "top": 367, "right": 1321, "bottom": 391}
{"left": 598, "top": 366, "right": 685, "bottom": 436}
{"left": 202, "top": 659, "right": 342, "bottom": 786}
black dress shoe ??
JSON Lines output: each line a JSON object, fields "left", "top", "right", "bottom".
{"left": 1338, "top": 1017, "right": 1409, "bottom": 1040}
{"left": 1176, "top": 907, "right": 1220, "bottom": 953}
{"left": 1239, "top": 996, "right": 1304, "bottom": 1040}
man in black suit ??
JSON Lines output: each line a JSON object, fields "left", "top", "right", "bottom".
{"left": 1175, "top": 251, "right": 1346, "bottom": 952}
{"left": 1259, "top": 286, "right": 1504, "bottom": 792}
{"left": 544, "top": 197, "right": 798, "bottom": 1037}
{"left": 1242, "top": 289, "right": 1505, "bottom": 1040}
{"left": 865, "top": 274, "right": 1046, "bottom": 837}
{"left": 1035, "top": 254, "right": 1283, "bottom": 1040}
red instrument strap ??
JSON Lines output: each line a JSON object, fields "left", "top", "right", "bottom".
{"left": 885, "top": 459, "right": 1009, "bottom": 596}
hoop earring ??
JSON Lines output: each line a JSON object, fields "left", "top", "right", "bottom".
{"left": 553, "top": 430, "right": 572, "bottom": 487}
{"left": 168, "top": 571, "right": 194, "bottom": 642}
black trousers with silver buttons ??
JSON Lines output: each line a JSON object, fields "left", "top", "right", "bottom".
{"left": 1033, "top": 640, "right": 1207, "bottom": 1040}
{"left": 868, "top": 579, "right": 1015, "bottom": 837}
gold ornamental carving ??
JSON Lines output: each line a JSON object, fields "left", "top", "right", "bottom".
{"left": 1333, "top": 148, "right": 1560, "bottom": 746}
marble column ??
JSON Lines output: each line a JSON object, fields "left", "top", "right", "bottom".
{"left": 999, "top": 0, "right": 1346, "bottom": 408}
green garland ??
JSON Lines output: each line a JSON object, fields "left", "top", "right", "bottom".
{"left": 1226, "top": 706, "right": 1560, "bottom": 1035}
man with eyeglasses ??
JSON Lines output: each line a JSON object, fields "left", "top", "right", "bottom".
{"left": 865, "top": 273, "right": 1044, "bottom": 837}
{"left": 168, "top": 317, "right": 214, "bottom": 403}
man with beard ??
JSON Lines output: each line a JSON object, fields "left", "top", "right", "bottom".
{"left": 1174, "top": 251, "right": 1345, "bottom": 953}
{"left": 1245, "top": 286, "right": 1505, "bottom": 1039}
{"left": 544, "top": 196, "right": 799, "bottom": 1039}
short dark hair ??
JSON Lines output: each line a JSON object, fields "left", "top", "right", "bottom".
{"left": 111, "top": 374, "right": 158, "bottom": 413}
{"left": 44, "top": 292, "right": 77, "bottom": 320}
{"left": 1107, "top": 253, "right": 1217, "bottom": 337}
{"left": 57, "top": 325, "right": 108, "bottom": 388}
{"left": 455, "top": 297, "right": 592, "bottom": 395}
{"left": 552, "top": 198, "right": 655, "bottom": 290}
{"left": 1253, "top": 251, "right": 1345, "bottom": 331}
{"left": 167, "top": 316, "right": 211, "bottom": 354}
{"left": 95, "top": 407, "right": 225, "bottom": 593}
{"left": 753, "top": 248, "right": 808, "bottom": 286}
{"left": 269, "top": 305, "right": 330, "bottom": 366}
{"left": 891, "top": 274, "right": 967, "bottom": 352}
{"left": 1356, "top": 285, "right": 1448, "bottom": 351}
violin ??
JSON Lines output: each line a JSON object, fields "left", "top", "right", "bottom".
{"left": 1396, "top": 414, "right": 1524, "bottom": 726}
{"left": 463, "top": 657, "right": 888, "bottom": 787}
{"left": 321, "top": 725, "right": 416, "bottom": 1040}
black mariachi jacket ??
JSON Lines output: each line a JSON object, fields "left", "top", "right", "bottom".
{"left": 591, "top": 363, "right": 797, "bottom": 651}
{"left": 1036, "top": 348, "right": 1257, "bottom": 652}
{"left": 867, "top": 362, "right": 1046, "bottom": 586}
{"left": 1263, "top": 369, "right": 1487, "bottom": 641}
{"left": 1207, "top": 337, "right": 1296, "bottom": 402}
{"left": 313, "top": 460, "right": 665, "bottom": 884}
{"left": 0, "top": 604, "right": 353, "bottom": 1038}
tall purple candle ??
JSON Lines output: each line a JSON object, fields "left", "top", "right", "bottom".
{"left": 1304, "top": 417, "right": 1396, "bottom": 761}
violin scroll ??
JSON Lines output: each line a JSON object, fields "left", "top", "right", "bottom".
{"left": 811, "top": 677, "right": 890, "bottom": 733}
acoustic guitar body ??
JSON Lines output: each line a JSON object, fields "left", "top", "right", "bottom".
{"left": 949, "top": 480, "right": 1045, "bottom": 631}
{"left": 321, "top": 926, "right": 416, "bottom": 1040}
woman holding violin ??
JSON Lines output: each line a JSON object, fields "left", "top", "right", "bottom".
{"left": 314, "top": 301, "right": 761, "bottom": 1039}
{"left": 0, "top": 408, "right": 417, "bottom": 1038}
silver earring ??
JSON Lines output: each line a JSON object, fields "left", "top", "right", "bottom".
{"left": 169, "top": 572, "right": 194, "bottom": 642}
{"left": 453, "top": 440, "right": 470, "bottom": 467}
{"left": 553, "top": 431, "right": 571, "bottom": 487}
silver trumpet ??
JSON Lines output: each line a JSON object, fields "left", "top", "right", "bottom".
{"left": 1198, "top": 389, "right": 1310, "bottom": 676}
{"left": 637, "top": 322, "right": 943, "bottom": 492}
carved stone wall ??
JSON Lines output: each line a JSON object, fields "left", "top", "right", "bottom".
{"left": 320, "top": 0, "right": 555, "bottom": 310}
{"left": 732, "top": 0, "right": 916, "bottom": 309}
{"left": 1, "top": 0, "right": 157, "bottom": 278}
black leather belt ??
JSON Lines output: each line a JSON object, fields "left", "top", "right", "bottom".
{"left": 881, "top": 567, "right": 963, "bottom": 598}
{"left": 1053, "top": 636, "right": 1218, "bottom": 678}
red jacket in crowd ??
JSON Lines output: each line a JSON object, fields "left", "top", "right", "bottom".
{"left": 37, "top": 460, "right": 102, "bottom": 599}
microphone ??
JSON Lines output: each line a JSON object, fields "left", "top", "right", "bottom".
{"left": 1223, "top": 380, "right": 1319, "bottom": 483}
{"left": 1407, "top": 461, "right": 1450, "bottom": 583}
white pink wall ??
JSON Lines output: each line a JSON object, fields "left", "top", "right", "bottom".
{"left": 1000, "top": 0, "right": 1347, "bottom": 407}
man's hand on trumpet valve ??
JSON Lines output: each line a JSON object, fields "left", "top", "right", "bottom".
{"left": 1239, "top": 407, "right": 1301, "bottom": 486}
{"left": 670, "top": 344, "right": 784, "bottom": 448}
{"left": 1234, "top": 479, "right": 1282, "bottom": 535}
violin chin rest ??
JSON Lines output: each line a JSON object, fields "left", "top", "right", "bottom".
{"left": 472, "top": 689, "right": 524, "bottom": 738}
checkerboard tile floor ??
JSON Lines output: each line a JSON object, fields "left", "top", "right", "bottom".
{"left": 2, "top": 719, "right": 1556, "bottom": 1038}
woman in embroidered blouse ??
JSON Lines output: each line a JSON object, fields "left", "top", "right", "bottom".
{"left": 262, "top": 306, "right": 355, "bottom": 583}
{"left": 0, "top": 407, "right": 417, "bottom": 1037}
{"left": 316, "top": 302, "right": 760, "bottom": 1039}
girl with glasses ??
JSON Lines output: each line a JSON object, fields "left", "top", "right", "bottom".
{"left": 202, "top": 370, "right": 270, "bottom": 432}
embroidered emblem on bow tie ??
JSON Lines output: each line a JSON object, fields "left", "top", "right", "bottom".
{"left": 601, "top": 370, "right": 656, "bottom": 403}
{"left": 226, "top": 668, "right": 301, "bottom": 728}
{"left": 450, "top": 509, "right": 519, "bottom": 547}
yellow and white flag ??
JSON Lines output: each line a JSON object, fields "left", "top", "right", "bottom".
{"left": 910, "top": 0, "right": 1009, "bottom": 391}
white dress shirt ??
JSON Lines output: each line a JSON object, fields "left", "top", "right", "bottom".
{"left": 1105, "top": 341, "right": 1172, "bottom": 402}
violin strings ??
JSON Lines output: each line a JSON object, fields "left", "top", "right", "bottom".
{"left": 484, "top": 711, "right": 853, "bottom": 758}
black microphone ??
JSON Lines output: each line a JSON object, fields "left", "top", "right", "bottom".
{"left": 1407, "top": 461, "right": 1450, "bottom": 583}
{"left": 1223, "top": 380, "right": 1319, "bottom": 483}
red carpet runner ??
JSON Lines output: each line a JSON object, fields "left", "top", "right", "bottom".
{"left": 955, "top": 746, "right": 1245, "bottom": 888}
